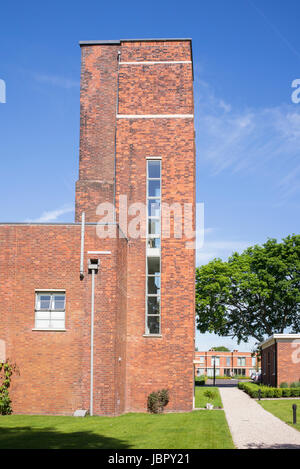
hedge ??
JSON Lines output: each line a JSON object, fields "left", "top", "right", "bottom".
{"left": 238, "top": 381, "right": 300, "bottom": 399}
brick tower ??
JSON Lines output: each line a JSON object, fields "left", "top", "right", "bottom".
{"left": 76, "top": 38, "right": 196, "bottom": 412}
{"left": 0, "top": 39, "right": 196, "bottom": 415}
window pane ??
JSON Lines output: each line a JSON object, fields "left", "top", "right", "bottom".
{"left": 148, "top": 276, "right": 160, "bottom": 294}
{"left": 148, "top": 199, "right": 160, "bottom": 217}
{"left": 51, "top": 311, "right": 65, "bottom": 320}
{"left": 36, "top": 319, "right": 50, "bottom": 329}
{"left": 147, "top": 296, "right": 160, "bottom": 315}
{"left": 35, "top": 311, "right": 50, "bottom": 320}
{"left": 147, "top": 257, "right": 160, "bottom": 275}
{"left": 147, "top": 316, "right": 160, "bottom": 334}
{"left": 147, "top": 238, "right": 161, "bottom": 249}
{"left": 148, "top": 219, "right": 160, "bottom": 235}
{"left": 53, "top": 295, "right": 65, "bottom": 310}
{"left": 148, "top": 161, "right": 160, "bottom": 179}
{"left": 148, "top": 180, "right": 160, "bottom": 197}
{"left": 39, "top": 295, "right": 51, "bottom": 309}
{"left": 50, "top": 319, "right": 65, "bottom": 329}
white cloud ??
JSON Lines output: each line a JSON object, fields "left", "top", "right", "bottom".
{"left": 34, "top": 73, "right": 79, "bottom": 89}
{"left": 25, "top": 204, "right": 74, "bottom": 223}
{"left": 195, "top": 78, "right": 300, "bottom": 201}
{"left": 197, "top": 238, "right": 252, "bottom": 266}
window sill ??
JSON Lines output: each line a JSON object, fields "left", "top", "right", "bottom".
{"left": 32, "top": 328, "right": 66, "bottom": 332}
{"left": 143, "top": 334, "right": 162, "bottom": 338}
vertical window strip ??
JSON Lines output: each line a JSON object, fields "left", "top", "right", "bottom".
{"left": 146, "top": 160, "right": 161, "bottom": 335}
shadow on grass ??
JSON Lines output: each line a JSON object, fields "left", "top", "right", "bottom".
{"left": 0, "top": 426, "right": 131, "bottom": 449}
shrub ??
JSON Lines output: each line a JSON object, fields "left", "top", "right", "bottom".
{"left": 0, "top": 361, "right": 17, "bottom": 415}
{"left": 195, "top": 375, "right": 207, "bottom": 386}
{"left": 273, "top": 388, "right": 283, "bottom": 398}
{"left": 280, "top": 382, "right": 289, "bottom": 388}
{"left": 239, "top": 380, "right": 300, "bottom": 399}
{"left": 203, "top": 390, "right": 217, "bottom": 402}
{"left": 290, "top": 381, "right": 300, "bottom": 388}
{"left": 147, "top": 389, "right": 169, "bottom": 414}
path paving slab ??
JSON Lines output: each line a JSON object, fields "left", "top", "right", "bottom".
{"left": 219, "top": 387, "right": 300, "bottom": 449}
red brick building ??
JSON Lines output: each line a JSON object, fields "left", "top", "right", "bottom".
{"left": 194, "top": 350, "right": 259, "bottom": 378}
{"left": 0, "top": 39, "right": 196, "bottom": 415}
{"left": 260, "top": 334, "right": 300, "bottom": 387}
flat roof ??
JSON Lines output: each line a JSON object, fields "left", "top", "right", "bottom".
{"left": 260, "top": 333, "right": 300, "bottom": 349}
{"left": 79, "top": 38, "right": 192, "bottom": 46}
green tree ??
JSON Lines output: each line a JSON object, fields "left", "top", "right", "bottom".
{"left": 196, "top": 235, "right": 300, "bottom": 343}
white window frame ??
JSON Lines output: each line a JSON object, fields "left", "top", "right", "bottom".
{"left": 34, "top": 291, "right": 66, "bottom": 330}
{"left": 237, "top": 356, "right": 246, "bottom": 367}
{"left": 145, "top": 159, "right": 161, "bottom": 336}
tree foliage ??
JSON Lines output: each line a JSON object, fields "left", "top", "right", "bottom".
{"left": 196, "top": 235, "right": 300, "bottom": 343}
{"left": 210, "top": 346, "right": 230, "bottom": 352}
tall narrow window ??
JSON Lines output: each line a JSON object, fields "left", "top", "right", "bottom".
{"left": 146, "top": 160, "right": 161, "bottom": 335}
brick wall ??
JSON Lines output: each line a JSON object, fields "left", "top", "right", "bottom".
{"left": 261, "top": 340, "right": 300, "bottom": 387}
{"left": 75, "top": 44, "right": 119, "bottom": 222}
{"left": 0, "top": 224, "right": 127, "bottom": 415}
{"left": 115, "top": 40, "right": 195, "bottom": 412}
{"left": 195, "top": 351, "right": 257, "bottom": 377}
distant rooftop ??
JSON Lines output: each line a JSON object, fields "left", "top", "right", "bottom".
{"left": 79, "top": 38, "right": 192, "bottom": 46}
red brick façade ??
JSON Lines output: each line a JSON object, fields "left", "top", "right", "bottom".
{"left": 0, "top": 39, "right": 196, "bottom": 415}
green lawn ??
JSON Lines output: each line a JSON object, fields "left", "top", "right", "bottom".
{"left": 0, "top": 411, "right": 234, "bottom": 449}
{"left": 258, "top": 400, "right": 300, "bottom": 433}
{"left": 195, "top": 387, "right": 223, "bottom": 408}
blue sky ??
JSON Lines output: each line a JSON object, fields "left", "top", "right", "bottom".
{"left": 1, "top": 0, "right": 300, "bottom": 351}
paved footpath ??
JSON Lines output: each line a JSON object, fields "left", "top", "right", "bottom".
{"left": 219, "top": 387, "right": 300, "bottom": 449}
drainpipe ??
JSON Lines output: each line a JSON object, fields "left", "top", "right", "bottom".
{"left": 88, "top": 259, "right": 99, "bottom": 416}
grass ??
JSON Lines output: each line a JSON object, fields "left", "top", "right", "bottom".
{"left": 195, "top": 387, "right": 223, "bottom": 408}
{"left": 258, "top": 400, "right": 300, "bottom": 433}
{"left": 0, "top": 411, "right": 234, "bottom": 449}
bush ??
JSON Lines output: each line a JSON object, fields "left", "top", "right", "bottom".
{"left": 280, "top": 382, "right": 289, "bottom": 388}
{"left": 0, "top": 361, "right": 17, "bottom": 415}
{"left": 195, "top": 375, "right": 207, "bottom": 386}
{"left": 273, "top": 388, "right": 283, "bottom": 398}
{"left": 0, "top": 389, "right": 12, "bottom": 415}
{"left": 238, "top": 381, "right": 300, "bottom": 399}
{"left": 147, "top": 389, "right": 169, "bottom": 414}
{"left": 290, "top": 381, "right": 300, "bottom": 388}
{"left": 203, "top": 390, "right": 217, "bottom": 402}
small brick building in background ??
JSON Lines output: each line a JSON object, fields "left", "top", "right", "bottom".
{"left": 260, "top": 334, "right": 300, "bottom": 387}
{"left": 0, "top": 39, "right": 196, "bottom": 415}
{"left": 194, "top": 350, "right": 259, "bottom": 378}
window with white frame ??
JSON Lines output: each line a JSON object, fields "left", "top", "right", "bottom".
{"left": 146, "top": 159, "right": 161, "bottom": 335}
{"left": 211, "top": 356, "right": 220, "bottom": 366}
{"left": 237, "top": 357, "right": 246, "bottom": 366}
{"left": 35, "top": 292, "right": 66, "bottom": 329}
